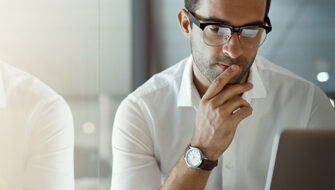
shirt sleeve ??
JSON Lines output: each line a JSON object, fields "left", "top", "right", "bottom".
{"left": 111, "top": 95, "right": 161, "bottom": 190}
{"left": 22, "top": 96, "right": 74, "bottom": 190}
{"left": 307, "top": 85, "right": 335, "bottom": 129}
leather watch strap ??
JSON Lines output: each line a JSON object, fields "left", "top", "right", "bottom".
{"left": 199, "top": 158, "right": 218, "bottom": 170}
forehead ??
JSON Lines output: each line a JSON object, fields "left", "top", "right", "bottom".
{"left": 196, "top": 0, "right": 266, "bottom": 26}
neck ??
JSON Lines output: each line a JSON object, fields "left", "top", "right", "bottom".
{"left": 192, "top": 63, "right": 249, "bottom": 98}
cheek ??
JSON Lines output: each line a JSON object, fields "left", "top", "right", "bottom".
{"left": 203, "top": 46, "right": 219, "bottom": 58}
{"left": 196, "top": 40, "right": 221, "bottom": 57}
{"left": 244, "top": 47, "right": 257, "bottom": 54}
{"left": 192, "top": 37, "right": 211, "bottom": 57}
{"left": 210, "top": 47, "right": 223, "bottom": 56}
{"left": 242, "top": 47, "right": 258, "bottom": 60}
{"left": 191, "top": 31, "right": 224, "bottom": 59}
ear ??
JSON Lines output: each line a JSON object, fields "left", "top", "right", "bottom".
{"left": 177, "top": 9, "right": 192, "bottom": 39}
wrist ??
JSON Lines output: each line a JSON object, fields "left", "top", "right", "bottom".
{"left": 189, "top": 142, "right": 220, "bottom": 161}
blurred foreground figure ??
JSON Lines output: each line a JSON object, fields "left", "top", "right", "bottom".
{"left": 0, "top": 61, "right": 74, "bottom": 190}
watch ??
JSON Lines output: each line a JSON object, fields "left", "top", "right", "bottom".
{"left": 184, "top": 145, "right": 218, "bottom": 170}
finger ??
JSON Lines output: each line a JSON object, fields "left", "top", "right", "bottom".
{"left": 210, "top": 83, "right": 253, "bottom": 108}
{"left": 231, "top": 106, "right": 253, "bottom": 123}
{"left": 220, "top": 96, "right": 250, "bottom": 115}
{"left": 202, "top": 65, "right": 240, "bottom": 101}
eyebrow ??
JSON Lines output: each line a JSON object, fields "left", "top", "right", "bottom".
{"left": 200, "top": 15, "right": 264, "bottom": 26}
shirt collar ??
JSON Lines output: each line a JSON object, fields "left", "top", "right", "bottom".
{"left": 177, "top": 55, "right": 267, "bottom": 110}
{"left": 242, "top": 55, "right": 267, "bottom": 103}
{"left": 177, "top": 55, "right": 201, "bottom": 109}
{"left": 0, "top": 69, "right": 6, "bottom": 108}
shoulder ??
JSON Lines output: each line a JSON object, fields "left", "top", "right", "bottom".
{"left": 256, "top": 55, "right": 311, "bottom": 84}
{"left": 114, "top": 57, "right": 190, "bottom": 126}
{"left": 254, "top": 56, "right": 323, "bottom": 114}
{"left": 0, "top": 61, "right": 73, "bottom": 125}
{"left": 0, "top": 61, "right": 61, "bottom": 101}
{"left": 130, "top": 57, "right": 189, "bottom": 100}
{"left": 255, "top": 55, "right": 315, "bottom": 90}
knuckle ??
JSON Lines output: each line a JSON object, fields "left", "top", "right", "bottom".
{"left": 240, "top": 84, "right": 250, "bottom": 92}
{"left": 234, "top": 84, "right": 251, "bottom": 93}
{"left": 234, "top": 96, "right": 243, "bottom": 101}
{"left": 235, "top": 97, "right": 245, "bottom": 105}
{"left": 243, "top": 99, "right": 250, "bottom": 106}
{"left": 224, "top": 84, "right": 234, "bottom": 91}
{"left": 214, "top": 108, "right": 226, "bottom": 121}
{"left": 199, "top": 102, "right": 205, "bottom": 109}
{"left": 247, "top": 107, "right": 253, "bottom": 114}
{"left": 208, "top": 101, "right": 216, "bottom": 111}
{"left": 242, "top": 107, "right": 253, "bottom": 116}
{"left": 213, "top": 78, "right": 224, "bottom": 86}
{"left": 229, "top": 84, "right": 246, "bottom": 95}
{"left": 200, "top": 99, "right": 207, "bottom": 106}
{"left": 237, "top": 97, "right": 249, "bottom": 105}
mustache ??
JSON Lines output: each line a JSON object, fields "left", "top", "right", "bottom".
{"left": 209, "top": 56, "right": 248, "bottom": 66}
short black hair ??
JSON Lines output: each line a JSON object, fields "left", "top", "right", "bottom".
{"left": 185, "top": 0, "right": 272, "bottom": 18}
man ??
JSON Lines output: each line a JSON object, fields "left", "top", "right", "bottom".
{"left": 0, "top": 60, "right": 74, "bottom": 190}
{"left": 112, "top": 0, "right": 335, "bottom": 189}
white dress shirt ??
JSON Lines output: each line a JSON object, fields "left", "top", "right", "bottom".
{"left": 0, "top": 61, "right": 74, "bottom": 190}
{"left": 112, "top": 55, "right": 335, "bottom": 190}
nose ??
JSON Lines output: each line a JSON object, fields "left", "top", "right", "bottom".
{"left": 222, "top": 33, "right": 243, "bottom": 59}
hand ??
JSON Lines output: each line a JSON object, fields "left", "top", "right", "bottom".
{"left": 191, "top": 65, "right": 253, "bottom": 161}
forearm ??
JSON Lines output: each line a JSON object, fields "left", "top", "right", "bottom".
{"left": 160, "top": 157, "right": 211, "bottom": 190}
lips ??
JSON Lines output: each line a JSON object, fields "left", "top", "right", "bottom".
{"left": 216, "top": 63, "right": 229, "bottom": 71}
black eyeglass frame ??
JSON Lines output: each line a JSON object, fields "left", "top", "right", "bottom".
{"left": 187, "top": 9, "right": 272, "bottom": 45}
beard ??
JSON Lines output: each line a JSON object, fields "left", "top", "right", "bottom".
{"left": 191, "top": 38, "right": 256, "bottom": 84}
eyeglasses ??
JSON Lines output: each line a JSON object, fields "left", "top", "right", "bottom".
{"left": 187, "top": 10, "right": 272, "bottom": 48}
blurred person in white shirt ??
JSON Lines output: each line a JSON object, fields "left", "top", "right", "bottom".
{"left": 0, "top": 61, "right": 74, "bottom": 190}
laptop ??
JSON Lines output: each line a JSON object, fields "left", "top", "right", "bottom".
{"left": 264, "top": 129, "right": 335, "bottom": 190}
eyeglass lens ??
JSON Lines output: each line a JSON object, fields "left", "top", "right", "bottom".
{"left": 203, "top": 25, "right": 267, "bottom": 48}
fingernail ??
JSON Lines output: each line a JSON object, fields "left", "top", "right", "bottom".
{"left": 231, "top": 65, "right": 239, "bottom": 71}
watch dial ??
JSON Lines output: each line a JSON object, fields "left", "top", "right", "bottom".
{"left": 187, "top": 149, "right": 202, "bottom": 167}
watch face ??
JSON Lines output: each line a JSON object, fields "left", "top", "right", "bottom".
{"left": 186, "top": 148, "right": 202, "bottom": 168}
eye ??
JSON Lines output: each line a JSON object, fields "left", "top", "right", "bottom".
{"left": 209, "top": 25, "right": 219, "bottom": 33}
{"left": 207, "top": 26, "right": 230, "bottom": 36}
{"left": 241, "top": 28, "right": 259, "bottom": 38}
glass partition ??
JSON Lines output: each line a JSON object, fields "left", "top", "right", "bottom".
{"left": 0, "top": 0, "right": 100, "bottom": 189}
